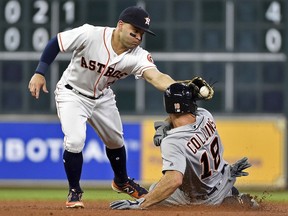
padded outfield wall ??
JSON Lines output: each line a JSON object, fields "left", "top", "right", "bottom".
{"left": 142, "top": 116, "right": 287, "bottom": 189}
{"left": 0, "top": 115, "right": 286, "bottom": 189}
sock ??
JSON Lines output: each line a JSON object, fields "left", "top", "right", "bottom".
{"left": 106, "top": 146, "right": 128, "bottom": 184}
{"left": 63, "top": 150, "right": 83, "bottom": 191}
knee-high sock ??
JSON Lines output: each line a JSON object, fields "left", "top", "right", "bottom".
{"left": 106, "top": 146, "right": 128, "bottom": 184}
{"left": 63, "top": 150, "right": 83, "bottom": 191}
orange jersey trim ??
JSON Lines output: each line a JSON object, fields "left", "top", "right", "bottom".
{"left": 58, "top": 33, "right": 65, "bottom": 52}
{"left": 93, "top": 27, "right": 111, "bottom": 96}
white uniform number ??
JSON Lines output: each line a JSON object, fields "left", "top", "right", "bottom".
{"left": 4, "top": 1, "right": 21, "bottom": 51}
{"left": 265, "top": 1, "right": 282, "bottom": 53}
{"left": 3, "top": 0, "right": 75, "bottom": 51}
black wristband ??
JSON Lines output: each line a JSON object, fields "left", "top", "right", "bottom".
{"left": 35, "top": 61, "right": 49, "bottom": 76}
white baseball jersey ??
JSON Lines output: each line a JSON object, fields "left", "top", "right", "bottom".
{"left": 159, "top": 108, "right": 235, "bottom": 205}
{"left": 54, "top": 24, "right": 157, "bottom": 153}
{"left": 57, "top": 24, "right": 157, "bottom": 98}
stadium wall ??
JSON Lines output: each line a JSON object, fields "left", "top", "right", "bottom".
{"left": 0, "top": 115, "right": 286, "bottom": 189}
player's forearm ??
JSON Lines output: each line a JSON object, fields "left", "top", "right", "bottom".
{"left": 150, "top": 73, "right": 175, "bottom": 91}
{"left": 35, "top": 36, "right": 60, "bottom": 76}
{"left": 154, "top": 73, "right": 176, "bottom": 91}
{"left": 141, "top": 171, "right": 182, "bottom": 208}
{"left": 143, "top": 69, "right": 176, "bottom": 91}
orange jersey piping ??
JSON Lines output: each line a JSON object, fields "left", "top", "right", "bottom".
{"left": 93, "top": 27, "right": 110, "bottom": 96}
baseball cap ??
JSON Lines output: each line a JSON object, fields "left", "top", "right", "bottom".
{"left": 119, "top": 6, "right": 156, "bottom": 36}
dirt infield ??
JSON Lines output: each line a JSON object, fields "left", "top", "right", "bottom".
{"left": 1, "top": 200, "right": 287, "bottom": 216}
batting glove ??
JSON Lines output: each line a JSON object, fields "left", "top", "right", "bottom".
{"left": 110, "top": 197, "right": 146, "bottom": 210}
{"left": 230, "top": 157, "right": 252, "bottom": 178}
{"left": 153, "top": 121, "right": 171, "bottom": 146}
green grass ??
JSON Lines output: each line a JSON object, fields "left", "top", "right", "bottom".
{"left": 242, "top": 190, "right": 288, "bottom": 202}
{"left": 1, "top": 188, "right": 288, "bottom": 202}
{"left": 0, "top": 188, "right": 130, "bottom": 201}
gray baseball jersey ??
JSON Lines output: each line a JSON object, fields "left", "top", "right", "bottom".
{"left": 157, "top": 107, "right": 236, "bottom": 205}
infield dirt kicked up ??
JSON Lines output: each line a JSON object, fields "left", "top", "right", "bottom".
{"left": 0, "top": 200, "right": 287, "bottom": 216}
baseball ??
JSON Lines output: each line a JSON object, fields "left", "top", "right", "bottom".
{"left": 200, "top": 86, "right": 209, "bottom": 97}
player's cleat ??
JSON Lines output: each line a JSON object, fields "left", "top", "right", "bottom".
{"left": 111, "top": 178, "right": 148, "bottom": 199}
{"left": 222, "top": 193, "right": 259, "bottom": 209}
{"left": 66, "top": 189, "right": 84, "bottom": 208}
{"left": 238, "top": 193, "right": 260, "bottom": 209}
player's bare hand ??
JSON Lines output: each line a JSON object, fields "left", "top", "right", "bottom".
{"left": 28, "top": 73, "right": 49, "bottom": 99}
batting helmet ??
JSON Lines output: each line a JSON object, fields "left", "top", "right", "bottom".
{"left": 164, "top": 83, "right": 197, "bottom": 114}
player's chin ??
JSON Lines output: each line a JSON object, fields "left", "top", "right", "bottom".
{"left": 128, "top": 41, "right": 141, "bottom": 48}
{"left": 127, "top": 43, "right": 139, "bottom": 49}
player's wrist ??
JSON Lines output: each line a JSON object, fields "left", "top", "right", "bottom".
{"left": 35, "top": 61, "right": 49, "bottom": 76}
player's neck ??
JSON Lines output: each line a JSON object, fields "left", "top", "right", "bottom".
{"left": 170, "top": 113, "right": 196, "bottom": 128}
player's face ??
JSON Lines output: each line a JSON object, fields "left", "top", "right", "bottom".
{"left": 119, "top": 22, "right": 144, "bottom": 49}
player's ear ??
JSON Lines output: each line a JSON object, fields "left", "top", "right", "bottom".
{"left": 118, "top": 20, "right": 124, "bottom": 30}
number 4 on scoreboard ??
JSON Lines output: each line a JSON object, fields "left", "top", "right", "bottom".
{"left": 265, "top": 1, "right": 281, "bottom": 24}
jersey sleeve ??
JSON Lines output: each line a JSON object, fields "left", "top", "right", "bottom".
{"left": 197, "top": 107, "right": 215, "bottom": 122}
{"left": 57, "top": 24, "right": 91, "bottom": 52}
{"left": 131, "top": 48, "right": 157, "bottom": 79}
{"left": 161, "top": 138, "right": 186, "bottom": 175}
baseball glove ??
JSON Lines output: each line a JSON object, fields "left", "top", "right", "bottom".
{"left": 178, "top": 76, "right": 214, "bottom": 100}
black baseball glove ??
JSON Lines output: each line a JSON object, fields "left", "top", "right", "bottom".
{"left": 178, "top": 76, "right": 214, "bottom": 100}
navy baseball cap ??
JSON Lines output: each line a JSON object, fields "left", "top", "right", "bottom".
{"left": 119, "top": 6, "right": 156, "bottom": 36}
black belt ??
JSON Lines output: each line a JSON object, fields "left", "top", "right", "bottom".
{"left": 65, "top": 84, "right": 102, "bottom": 100}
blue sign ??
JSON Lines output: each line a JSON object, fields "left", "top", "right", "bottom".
{"left": 0, "top": 122, "right": 141, "bottom": 181}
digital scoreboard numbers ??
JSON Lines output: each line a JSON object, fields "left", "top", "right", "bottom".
{"left": 234, "top": 0, "right": 285, "bottom": 54}
{"left": 0, "top": 0, "right": 287, "bottom": 114}
{"left": 0, "top": 0, "right": 80, "bottom": 113}
{"left": 0, "top": 0, "right": 77, "bottom": 52}
{"left": 2, "top": 0, "right": 50, "bottom": 51}
{"left": 264, "top": 1, "right": 282, "bottom": 53}
{"left": 231, "top": 0, "right": 286, "bottom": 113}
{"left": 0, "top": 0, "right": 286, "bottom": 53}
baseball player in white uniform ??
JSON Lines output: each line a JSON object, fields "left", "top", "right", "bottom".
{"left": 28, "top": 6, "right": 177, "bottom": 208}
{"left": 110, "top": 82, "right": 259, "bottom": 210}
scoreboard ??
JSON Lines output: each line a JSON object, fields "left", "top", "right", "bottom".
{"left": 0, "top": 0, "right": 118, "bottom": 113}
{"left": 1, "top": 0, "right": 73, "bottom": 52}
{"left": 0, "top": 0, "right": 287, "bottom": 115}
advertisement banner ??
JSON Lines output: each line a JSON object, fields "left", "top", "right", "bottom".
{"left": 142, "top": 119, "right": 163, "bottom": 183}
{"left": 0, "top": 122, "right": 141, "bottom": 181}
{"left": 217, "top": 118, "right": 286, "bottom": 188}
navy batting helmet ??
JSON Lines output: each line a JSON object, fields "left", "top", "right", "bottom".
{"left": 164, "top": 83, "right": 197, "bottom": 114}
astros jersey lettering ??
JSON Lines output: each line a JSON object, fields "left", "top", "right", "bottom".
{"left": 57, "top": 24, "right": 156, "bottom": 98}
{"left": 54, "top": 24, "right": 157, "bottom": 153}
